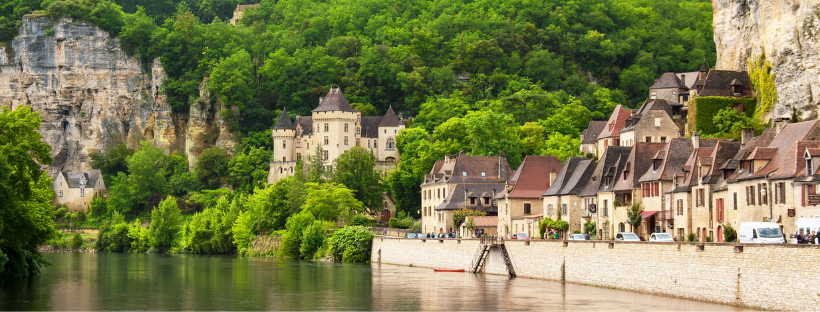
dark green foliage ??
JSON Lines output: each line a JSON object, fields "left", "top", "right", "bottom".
{"left": 687, "top": 233, "right": 696, "bottom": 242}
{"left": 709, "top": 107, "right": 766, "bottom": 140}
{"left": 583, "top": 222, "right": 596, "bottom": 235}
{"left": 90, "top": 143, "right": 133, "bottom": 182}
{"left": 332, "top": 147, "right": 383, "bottom": 215}
{"left": 70, "top": 233, "right": 83, "bottom": 249}
{"left": 723, "top": 225, "right": 737, "bottom": 243}
{"left": 627, "top": 201, "right": 644, "bottom": 232}
{"left": 351, "top": 214, "right": 371, "bottom": 226}
{"left": 688, "top": 96, "right": 757, "bottom": 135}
{"left": 194, "top": 146, "right": 230, "bottom": 190}
{"left": 298, "top": 220, "right": 328, "bottom": 260}
{"left": 228, "top": 147, "right": 271, "bottom": 194}
{"left": 329, "top": 226, "right": 373, "bottom": 263}
{"left": 106, "top": 141, "right": 168, "bottom": 214}
{"left": 179, "top": 196, "right": 241, "bottom": 254}
{"left": 148, "top": 196, "right": 182, "bottom": 252}
{"left": 280, "top": 211, "right": 315, "bottom": 259}
{"left": 95, "top": 212, "right": 130, "bottom": 252}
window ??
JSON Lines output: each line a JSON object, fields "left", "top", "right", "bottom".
{"left": 470, "top": 197, "right": 476, "bottom": 205}
{"left": 660, "top": 137, "right": 667, "bottom": 143}
{"left": 344, "top": 136, "right": 348, "bottom": 145}
{"left": 608, "top": 124, "right": 613, "bottom": 131}
{"left": 807, "top": 158, "right": 814, "bottom": 175}
{"left": 645, "top": 136, "right": 652, "bottom": 143}
{"left": 59, "top": 190, "right": 63, "bottom": 198}
{"left": 324, "top": 136, "right": 329, "bottom": 145}
{"left": 374, "top": 141, "right": 377, "bottom": 148}
{"left": 603, "top": 200, "right": 608, "bottom": 217}
{"left": 677, "top": 199, "right": 683, "bottom": 215}
{"left": 623, "top": 163, "right": 630, "bottom": 181}
{"left": 344, "top": 123, "right": 348, "bottom": 132}
{"left": 697, "top": 189, "right": 704, "bottom": 206}
{"left": 562, "top": 204, "right": 568, "bottom": 215}
{"left": 387, "top": 137, "right": 395, "bottom": 149}
{"left": 80, "top": 188, "right": 85, "bottom": 197}
{"left": 716, "top": 198, "right": 724, "bottom": 222}
{"left": 733, "top": 192, "right": 738, "bottom": 210}
{"left": 760, "top": 183, "right": 767, "bottom": 205}
{"left": 654, "top": 118, "right": 661, "bottom": 127}
{"left": 296, "top": 139, "right": 301, "bottom": 148}
{"left": 481, "top": 172, "right": 486, "bottom": 177}
{"left": 524, "top": 203, "right": 531, "bottom": 214}
{"left": 282, "top": 157, "right": 286, "bottom": 161}
{"left": 733, "top": 103, "right": 744, "bottom": 113}
{"left": 384, "top": 129, "right": 386, "bottom": 134}
{"left": 355, "top": 139, "right": 360, "bottom": 147}
{"left": 283, "top": 140, "right": 287, "bottom": 148}
{"left": 778, "top": 182, "right": 786, "bottom": 204}
{"left": 650, "top": 91, "right": 657, "bottom": 99}
{"left": 324, "top": 123, "right": 329, "bottom": 132}
{"left": 462, "top": 172, "right": 467, "bottom": 177}
{"left": 484, "top": 197, "right": 490, "bottom": 205}
{"left": 296, "top": 153, "right": 301, "bottom": 159}
{"left": 323, "top": 150, "right": 329, "bottom": 160}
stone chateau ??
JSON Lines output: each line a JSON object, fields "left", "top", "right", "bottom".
{"left": 268, "top": 88, "right": 405, "bottom": 183}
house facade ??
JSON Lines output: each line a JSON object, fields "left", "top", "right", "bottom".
{"left": 50, "top": 170, "right": 106, "bottom": 211}
{"left": 498, "top": 155, "right": 562, "bottom": 238}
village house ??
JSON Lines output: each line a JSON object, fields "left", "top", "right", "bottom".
{"left": 649, "top": 72, "right": 690, "bottom": 105}
{"left": 618, "top": 99, "right": 685, "bottom": 146}
{"left": 542, "top": 157, "right": 596, "bottom": 235}
{"left": 635, "top": 138, "right": 694, "bottom": 238}
{"left": 792, "top": 147, "right": 820, "bottom": 232}
{"left": 580, "top": 120, "right": 607, "bottom": 156}
{"left": 459, "top": 215, "right": 499, "bottom": 238}
{"left": 497, "top": 155, "right": 562, "bottom": 238}
{"left": 609, "top": 142, "right": 666, "bottom": 238}
{"left": 596, "top": 105, "right": 630, "bottom": 152}
{"left": 269, "top": 88, "right": 404, "bottom": 183}
{"left": 582, "top": 146, "right": 631, "bottom": 239}
{"left": 49, "top": 170, "right": 106, "bottom": 211}
{"left": 421, "top": 152, "right": 511, "bottom": 234}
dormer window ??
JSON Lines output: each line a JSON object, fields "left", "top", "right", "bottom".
{"left": 481, "top": 172, "right": 486, "bottom": 177}
{"left": 609, "top": 124, "right": 613, "bottom": 131}
{"left": 484, "top": 197, "right": 490, "bottom": 205}
{"left": 462, "top": 172, "right": 467, "bottom": 177}
{"left": 623, "top": 163, "right": 630, "bottom": 181}
{"left": 808, "top": 158, "right": 814, "bottom": 175}
{"left": 470, "top": 197, "right": 475, "bottom": 205}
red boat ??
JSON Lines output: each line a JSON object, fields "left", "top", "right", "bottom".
{"left": 433, "top": 268, "right": 465, "bottom": 272}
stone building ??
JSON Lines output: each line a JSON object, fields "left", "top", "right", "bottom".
{"left": 635, "top": 138, "right": 695, "bottom": 239}
{"left": 580, "top": 120, "right": 606, "bottom": 156}
{"left": 619, "top": 99, "right": 684, "bottom": 147}
{"left": 581, "top": 146, "right": 631, "bottom": 239}
{"left": 49, "top": 170, "right": 106, "bottom": 211}
{"left": 609, "top": 142, "right": 666, "bottom": 238}
{"left": 421, "top": 152, "right": 510, "bottom": 234}
{"left": 497, "top": 155, "right": 562, "bottom": 238}
{"left": 596, "top": 105, "right": 630, "bottom": 152}
{"left": 541, "top": 157, "right": 596, "bottom": 235}
{"left": 268, "top": 88, "right": 404, "bottom": 183}
{"left": 649, "top": 72, "right": 690, "bottom": 105}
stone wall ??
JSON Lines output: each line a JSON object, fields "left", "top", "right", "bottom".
{"left": 372, "top": 237, "right": 820, "bottom": 311}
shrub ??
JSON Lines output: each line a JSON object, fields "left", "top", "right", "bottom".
{"left": 127, "top": 220, "right": 150, "bottom": 253}
{"left": 705, "top": 236, "right": 713, "bottom": 242}
{"left": 148, "top": 197, "right": 182, "bottom": 253}
{"left": 573, "top": 230, "right": 581, "bottom": 234}
{"left": 352, "top": 214, "right": 371, "bottom": 226}
{"left": 687, "top": 96, "right": 757, "bottom": 135}
{"left": 583, "top": 222, "right": 596, "bottom": 235}
{"left": 388, "top": 217, "right": 399, "bottom": 228}
{"left": 70, "top": 233, "right": 83, "bottom": 249}
{"left": 723, "top": 225, "right": 737, "bottom": 243}
{"left": 687, "top": 233, "right": 697, "bottom": 242}
{"left": 55, "top": 207, "right": 67, "bottom": 221}
{"left": 329, "top": 226, "right": 373, "bottom": 263}
{"left": 299, "top": 220, "right": 331, "bottom": 260}
{"left": 281, "top": 211, "right": 316, "bottom": 258}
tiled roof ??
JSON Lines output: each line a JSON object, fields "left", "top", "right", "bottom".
{"left": 598, "top": 105, "right": 630, "bottom": 139}
{"left": 360, "top": 116, "right": 382, "bottom": 138}
{"left": 508, "top": 155, "right": 563, "bottom": 198}
{"left": 423, "top": 155, "right": 511, "bottom": 185}
{"left": 638, "top": 138, "right": 693, "bottom": 183}
{"left": 468, "top": 216, "right": 498, "bottom": 227}
{"left": 54, "top": 170, "right": 103, "bottom": 189}
{"left": 543, "top": 157, "right": 595, "bottom": 196}
{"left": 698, "top": 70, "right": 755, "bottom": 97}
{"left": 581, "top": 120, "right": 607, "bottom": 144}
{"left": 579, "top": 146, "right": 631, "bottom": 197}
{"left": 772, "top": 141, "right": 820, "bottom": 179}
{"left": 721, "top": 128, "right": 776, "bottom": 171}
{"left": 747, "top": 147, "right": 777, "bottom": 160}
{"left": 676, "top": 71, "right": 700, "bottom": 90}
{"left": 378, "top": 106, "right": 400, "bottom": 127}
{"left": 621, "top": 99, "right": 676, "bottom": 132}
{"left": 312, "top": 88, "right": 356, "bottom": 112}
{"left": 436, "top": 183, "right": 504, "bottom": 212}
{"left": 612, "top": 143, "right": 666, "bottom": 192}
{"left": 296, "top": 116, "right": 313, "bottom": 136}
{"left": 273, "top": 108, "right": 294, "bottom": 130}
{"left": 649, "top": 72, "right": 688, "bottom": 89}
{"left": 738, "top": 121, "right": 820, "bottom": 180}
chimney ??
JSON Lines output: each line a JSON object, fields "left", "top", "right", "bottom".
{"left": 549, "top": 168, "right": 557, "bottom": 186}
{"left": 464, "top": 188, "right": 469, "bottom": 206}
{"left": 741, "top": 128, "right": 755, "bottom": 144}
{"left": 319, "top": 97, "right": 324, "bottom": 104}
{"left": 691, "top": 131, "right": 699, "bottom": 149}
{"left": 681, "top": 75, "right": 686, "bottom": 85}
{"left": 459, "top": 150, "right": 467, "bottom": 157}
{"left": 775, "top": 118, "right": 790, "bottom": 134}
{"left": 498, "top": 152, "right": 508, "bottom": 181}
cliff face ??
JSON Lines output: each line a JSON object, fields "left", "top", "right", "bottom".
{"left": 712, "top": 0, "right": 820, "bottom": 119}
{"left": 0, "top": 15, "right": 233, "bottom": 171}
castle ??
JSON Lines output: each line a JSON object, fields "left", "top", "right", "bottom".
{"left": 268, "top": 88, "right": 405, "bottom": 183}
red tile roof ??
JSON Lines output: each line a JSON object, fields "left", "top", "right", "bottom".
{"left": 598, "top": 105, "right": 630, "bottom": 139}
{"left": 507, "top": 155, "right": 563, "bottom": 198}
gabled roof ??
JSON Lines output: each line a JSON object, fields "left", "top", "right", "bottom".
{"left": 379, "top": 106, "right": 400, "bottom": 127}
{"left": 423, "top": 154, "right": 511, "bottom": 185}
{"left": 698, "top": 70, "right": 755, "bottom": 97}
{"left": 557, "top": 159, "right": 595, "bottom": 195}
{"left": 747, "top": 147, "right": 777, "bottom": 160}
{"left": 621, "top": 99, "right": 676, "bottom": 132}
{"left": 273, "top": 108, "right": 294, "bottom": 130}
{"left": 543, "top": 157, "right": 585, "bottom": 196}
{"left": 649, "top": 72, "right": 688, "bottom": 90}
{"left": 736, "top": 121, "right": 820, "bottom": 180}
{"left": 580, "top": 146, "right": 631, "bottom": 196}
{"left": 508, "top": 155, "right": 563, "bottom": 198}
{"left": 721, "top": 127, "right": 776, "bottom": 171}
{"left": 436, "top": 183, "right": 504, "bottom": 212}
{"left": 676, "top": 71, "right": 700, "bottom": 90}
{"left": 771, "top": 141, "right": 820, "bottom": 179}
{"left": 360, "top": 116, "right": 383, "bottom": 138}
{"left": 638, "top": 138, "right": 693, "bottom": 183}
{"left": 598, "top": 105, "right": 630, "bottom": 139}
{"left": 612, "top": 143, "right": 666, "bottom": 192}
{"left": 52, "top": 170, "right": 103, "bottom": 189}
{"left": 296, "top": 116, "right": 313, "bottom": 136}
{"left": 581, "top": 120, "right": 607, "bottom": 144}
{"left": 312, "top": 88, "right": 356, "bottom": 112}
{"left": 700, "top": 60, "right": 710, "bottom": 72}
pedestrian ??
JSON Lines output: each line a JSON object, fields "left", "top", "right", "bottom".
{"left": 809, "top": 230, "right": 817, "bottom": 245}
{"left": 584, "top": 233, "right": 590, "bottom": 240}
{"left": 554, "top": 231, "right": 559, "bottom": 239}
{"left": 797, "top": 230, "right": 805, "bottom": 244}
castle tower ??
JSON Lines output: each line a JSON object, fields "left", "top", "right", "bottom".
{"left": 268, "top": 108, "right": 297, "bottom": 183}
{"left": 311, "top": 88, "right": 361, "bottom": 167}
{"left": 377, "top": 106, "right": 403, "bottom": 162}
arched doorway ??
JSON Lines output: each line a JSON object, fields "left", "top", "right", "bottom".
{"left": 702, "top": 228, "right": 708, "bottom": 241}
{"left": 717, "top": 226, "right": 723, "bottom": 242}
{"left": 696, "top": 227, "right": 701, "bottom": 241}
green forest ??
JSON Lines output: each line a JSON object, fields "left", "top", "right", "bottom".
{"left": 0, "top": 0, "right": 719, "bottom": 277}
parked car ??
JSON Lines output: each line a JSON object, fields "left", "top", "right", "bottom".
{"left": 511, "top": 233, "right": 530, "bottom": 240}
{"left": 568, "top": 234, "right": 587, "bottom": 240}
{"left": 649, "top": 233, "right": 675, "bottom": 242}
{"left": 404, "top": 233, "right": 416, "bottom": 239}
{"left": 417, "top": 233, "right": 426, "bottom": 239}
{"left": 738, "top": 222, "right": 785, "bottom": 244}
{"left": 615, "top": 232, "right": 640, "bottom": 241}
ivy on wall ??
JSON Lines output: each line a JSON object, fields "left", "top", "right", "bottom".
{"left": 748, "top": 55, "right": 778, "bottom": 119}
{"left": 687, "top": 96, "right": 757, "bottom": 135}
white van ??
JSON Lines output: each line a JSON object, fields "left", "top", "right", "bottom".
{"left": 792, "top": 217, "right": 820, "bottom": 243}
{"left": 738, "top": 222, "right": 785, "bottom": 244}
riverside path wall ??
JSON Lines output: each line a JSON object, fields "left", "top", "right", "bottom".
{"left": 371, "top": 237, "right": 820, "bottom": 311}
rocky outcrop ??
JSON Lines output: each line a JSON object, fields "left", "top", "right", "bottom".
{"left": 0, "top": 15, "right": 233, "bottom": 171}
{"left": 712, "top": 0, "right": 820, "bottom": 119}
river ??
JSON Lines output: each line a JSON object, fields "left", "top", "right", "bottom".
{"left": 0, "top": 253, "right": 755, "bottom": 311}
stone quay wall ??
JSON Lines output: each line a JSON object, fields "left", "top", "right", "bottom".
{"left": 371, "top": 237, "right": 820, "bottom": 311}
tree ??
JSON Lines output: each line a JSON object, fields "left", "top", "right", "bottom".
{"left": 306, "top": 144, "right": 328, "bottom": 182}
{"left": 333, "top": 147, "right": 383, "bottom": 216}
{"left": 540, "top": 100, "right": 593, "bottom": 137}
{"left": 280, "top": 211, "right": 315, "bottom": 258}
{"left": 106, "top": 141, "right": 168, "bottom": 214}
{"left": 462, "top": 109, "right": 524, "bottom": 168}
{"left": 0, "top": 106, "right": 58, "bottom": 279}
{"left": 194, "top": 146, "right": 230, "bottom": 190}
{"left": 711, "top": 107, "right": 765, "bottom": 139}
{"left": 228, "top": 147, "right": 271, "bottom": 193}
{"left": 626, "top": 201, "right": 644, "bottom": 232}
{"left": 723, "top": 225, "right": 737, "bottom": 243}
{"left": 520, "top": 122, "right": 547, "bottom": 156}
{"left": 89, "top": 143, "right": 133, "bottom": 180}
{"left": 148, "top": 196, "right": 182, "bottom": 252}
{"left": 301, "top": 182, "right": 365, "bottom": 224}
{"left": 540, "top": 133, "right": 581, "bottom": 161}
{"left": 209, "top": 49, "right": 257, "bottom": 110}
{"left": 452, "top": 209, "right": 487, "bottom": 230}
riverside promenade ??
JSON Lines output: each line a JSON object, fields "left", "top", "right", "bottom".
{"left": 372, "top": 236, "right": 820, "bottom": 311}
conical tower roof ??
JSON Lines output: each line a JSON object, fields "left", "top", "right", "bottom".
{"left": 312, "top": 88, "right": 356, "bottom": 112}
{"left": 379, "top": 106, "right": 400, "bottom": 127}
{"left": 699, "top": 60, "right": 710, "bottom": 72}
{"left": 273, "top": 108, "right": 294, "bottom": 130}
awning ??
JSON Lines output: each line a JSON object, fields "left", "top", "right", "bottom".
{"left": 641, "top": 211, "right": 658, "bottom": 219}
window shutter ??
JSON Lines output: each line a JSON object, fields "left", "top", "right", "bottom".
{"left": 802, "top": 185, "right": 806, "bottom": 207}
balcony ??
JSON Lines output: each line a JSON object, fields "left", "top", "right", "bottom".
{"left": 656, "top": 210, "right": 674, "bottom": 220}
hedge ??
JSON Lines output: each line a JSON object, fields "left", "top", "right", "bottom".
{"left": 687, "top": 96, "right": 757, "bottom": 135}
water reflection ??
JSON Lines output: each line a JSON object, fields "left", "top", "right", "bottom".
{"left": 0, "top": 253, "right": 754, "bottom": 311}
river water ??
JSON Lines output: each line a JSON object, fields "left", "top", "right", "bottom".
{"left": 0, "top": 253, "right": 754, "bottom": 311}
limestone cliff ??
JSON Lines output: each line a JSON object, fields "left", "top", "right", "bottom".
{"left": 0, "top": 15, "right": 233, "bottom": 171}
{"left": 712, "top": 0, "right": 820, "bottom": 119}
